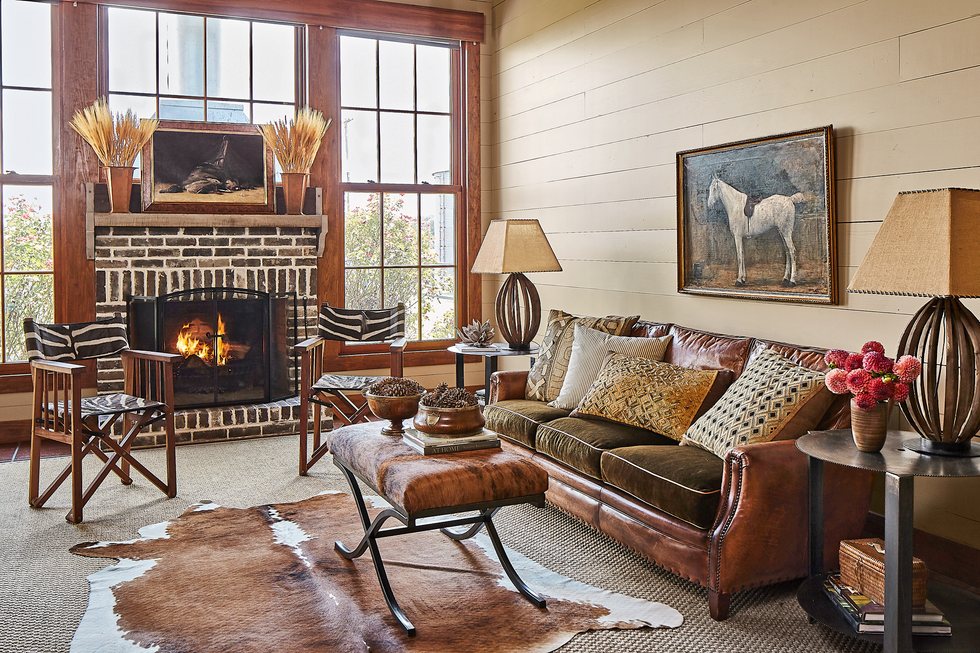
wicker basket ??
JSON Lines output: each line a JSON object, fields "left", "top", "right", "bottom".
{"left": 839, "top": 538, "right": 927, "bottom": 607}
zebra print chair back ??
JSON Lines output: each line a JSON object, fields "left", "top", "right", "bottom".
{"left": 317, "top": 303, "right": 406, "bottom": 342}
{"left": 24, "top": 314, "right": 130, "bottom": 362}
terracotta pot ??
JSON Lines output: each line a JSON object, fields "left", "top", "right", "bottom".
{"left": 413, "top": 404, "right": 485, "bottom": 438}
{"left": 850, "top": 398, "right": 890, "bottom": 452}
{"left": 364, "top": 391, "right": 421, "bottom": 436}
{"left": 281, "top": 172, "right": 308, "bottom": 215}
{"left": 106, "top": 166, "right": 135, "bottom": 213}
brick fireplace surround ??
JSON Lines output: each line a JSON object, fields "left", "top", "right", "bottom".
{"left": 94, "top": 220, "right": 327, "bottom": 448}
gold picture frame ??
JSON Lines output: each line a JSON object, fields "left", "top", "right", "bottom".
{"left": 141, "top": 121, "right": 274, "bottom": 213}
{"left": 676, "top": 125, "right": 837, "bottom": 304}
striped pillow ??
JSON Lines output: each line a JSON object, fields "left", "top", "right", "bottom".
{"left": 318, "top": 304, "right": 405, "bottom": 342}
{"left": 548, "top": 324, "right": 672, "bottom": 411}
{"left": 25, "top": 315, "right": 129, "bottom": 361}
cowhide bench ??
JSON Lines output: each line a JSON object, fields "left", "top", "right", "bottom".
{"left": 328, "top": 421, "right": 550, "bottom": 636}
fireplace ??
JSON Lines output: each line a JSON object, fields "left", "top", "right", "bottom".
{"left": 129, "top": 288, "right": 296, "bottom": 409}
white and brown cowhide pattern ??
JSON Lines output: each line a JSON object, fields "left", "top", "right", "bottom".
{"left": 70, "top": 492, "right": 682, "bottom": 653}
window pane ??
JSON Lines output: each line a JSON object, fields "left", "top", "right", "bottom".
{"left": 341, "top": 109, "right": 378, "bottom": 183}
{"left": 3, "top": 185, "right": 52, "bottom": 272}
{"left": 4, "top": 273, "right": 52, "bottom": 361}
{"left": 252, "top": 22, "right": 294, "bottom": 103}
{"left": 379, "top": 41, "right": 414, "bottom": 111}
{"left": 384, "top": 268, "right": 419, "bottom": 339}
{"left": 346, "top": 268, "right": 380, "bottom": 310}
{"left": 2, "top": 89, "right": 51, "bottom": 175}
{"left": 108, "top": 8, "right": 156, "bottom": 94}
{"left": 345, "top": 192, "right": 380, "bottom": 266}
{"left": 417, "top": 114, "right": 451, "bottom": 185}
{"left": 207, "top": 100, "right": 250, "bottom": 123}
{"left": 340, "top": 36, "right": 377, "bottom": 109}
{"left": 2, "top": 0, "right": 51, "bottom": 88}
{"left": 383, "top": 193, "right": 418, "bottom": 266}
{"left": 252, "top": 103, "right": 293, "bottom": 125}
{"left": 421, "top": 194, "right": 454, "bottom": 265}
{"left": 380, "top": 112, "right": 414, "bottom": 183}
{"left": 207, "top": 18, "right": 250, "bottom": 100}
{"left": 422, "top": 268, "right": 455, "bottom": 340}
{"left": 158, "top": 98, "right": 204, "bottom": 121}
{"left": 159, "top": 14, "right": 205, "bottom": 97}
{"left": 417, "top": 45, "right": 450, "bottom": 113}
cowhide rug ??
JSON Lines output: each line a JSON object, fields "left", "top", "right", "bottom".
{"left": 70, "top": 492, "right": 682, "bottom": 653}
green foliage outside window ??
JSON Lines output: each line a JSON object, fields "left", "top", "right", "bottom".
{"left": 3, "top": 194, "right": 54, "bottom": 362}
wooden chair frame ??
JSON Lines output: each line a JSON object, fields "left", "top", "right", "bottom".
{"left": 29, "top": 347, "right": 179, "bottom": 523}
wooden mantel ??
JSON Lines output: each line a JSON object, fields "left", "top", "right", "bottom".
{"left": 84, "top": 183, "right": 328, "bottom": 258}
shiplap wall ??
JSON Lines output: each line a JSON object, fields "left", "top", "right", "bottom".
{"left": 488, "top": 0, "right": 980, "bottom": 547}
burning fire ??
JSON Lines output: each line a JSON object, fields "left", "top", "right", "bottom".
{"left": 175, "top": 315, "right": 231, "bottom": 366}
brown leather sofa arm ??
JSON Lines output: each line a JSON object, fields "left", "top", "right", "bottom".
{"left": 705, "top": 439, "right": 874, "bottom": 620}
{"left": 489, "top": 370, "right": 530, "bottom": 403}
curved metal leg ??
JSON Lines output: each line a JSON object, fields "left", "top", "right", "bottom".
{"left": 335, "top": 508, "right": 404, "bottom": 559}
{"left": 441, "top": 520, "right": 486, "bottom": 541}
{"left": 484, "top": 516, "right": 546, "bottom": 608}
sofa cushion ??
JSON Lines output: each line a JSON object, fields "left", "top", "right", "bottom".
{"left": 536, "top": 416, "right": 676, "bottom": 480}
{"left": 548, "top": 324, "right": 672, "bottom": 411}
{"left": 684, "top": 348, "right": 830, "bottom": 458}
{"left": 570, "top": 353, "right": 729, "bottom": 441}
{"left": 525, "top": 309, "right": 639, "bottom": 402}
{"left": 483, "top": 400, "right": 570, "bottom": 449}
{"left": 600, "top": 445, "right": 724, "bottom": 529}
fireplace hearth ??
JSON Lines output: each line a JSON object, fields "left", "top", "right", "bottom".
{"left": 130, "top": 288, "right": 295, "bottom": 409}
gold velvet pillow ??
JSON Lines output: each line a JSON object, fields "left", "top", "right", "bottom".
{"left": 683, "top": 348, "right": 828, "bottom": 458}
{"left": 524, "top": 310, "right": 639, "bottom": 403}
{"left": 571, "top": 353, "right": 724, "bottom": 441}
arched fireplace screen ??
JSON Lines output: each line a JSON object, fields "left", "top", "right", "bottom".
{"left": 129, "top": 288, "right": 297, "bottom": 409}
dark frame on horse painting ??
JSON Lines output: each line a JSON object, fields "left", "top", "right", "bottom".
{"left": 140, "top": 121, "right": 275, "bottom": 214}
{"left": 676, "top": 125, "right": 837, "bottom": 305}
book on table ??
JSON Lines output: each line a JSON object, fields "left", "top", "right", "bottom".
{"left": 822, "top": 574, "right": 951, "bottom": 635}
{"left": 402, "top": 428, "right": 500, "bottom": 456}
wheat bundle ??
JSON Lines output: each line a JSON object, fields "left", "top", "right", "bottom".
{"left": 69, "top": 98, "right": 158, "bottom": 168}
{"left": 258, "top": 107, "right": 331, "bottom": 174}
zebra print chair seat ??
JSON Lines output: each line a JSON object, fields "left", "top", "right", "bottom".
{"left": 24, "top": 314, "right": 180, "bottom": 524}
{"left": 295, "top": 303, "right": 407, "bottom": 475}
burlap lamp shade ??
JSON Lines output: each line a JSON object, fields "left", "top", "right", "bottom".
{"left": 471, "top": 219, "right": 562, "bottom": 350}
{"left": 848, "top": 188, "right": 980, "bottom": 455}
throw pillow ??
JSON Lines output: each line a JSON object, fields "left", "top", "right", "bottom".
{"left": 525, "top": 310, "right": 639, "bottom": 402}
{"left": 683, "top": 348, "right": 829, "bottom": 458}
{"left": 548, "top": 324, "right": 672, "bottom": 411}
{"left": 571, "top": 353, "right": 726, "bottom": 441}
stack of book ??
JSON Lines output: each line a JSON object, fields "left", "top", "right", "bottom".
{"left": 402, "top": 427, "right": 500, "bottom": 456}
{"left": 823, "top": 573, "right": 951, "bottom": 635}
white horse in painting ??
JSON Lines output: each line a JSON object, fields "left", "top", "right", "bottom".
{"left": 707, "top": 177, "right": 805, "bottom": 287}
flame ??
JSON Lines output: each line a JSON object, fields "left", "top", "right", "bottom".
{"left": 175, "top": 315, "right": 231, "bottom": 366}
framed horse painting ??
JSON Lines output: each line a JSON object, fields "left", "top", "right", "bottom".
{"left": 676, "top": 125, "right": 837, "bottom": 304}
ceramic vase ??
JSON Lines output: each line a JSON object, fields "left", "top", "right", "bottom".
{"left": 281, "top": 172, "right": 308, "bottom": 215}
{"left": 106, "top": 166, "right": 135, "bottom": 213}
{"left": 850, "top": 398, "right": 890, "bottom": 452}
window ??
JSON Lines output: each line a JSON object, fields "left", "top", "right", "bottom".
{"left": 105, "top": 8, "right": 298, "bottom": 129}
{"left": 0, "top": 0, "right": 53, "bottom": 363}
{"left": 340, "top": 35, "right": 458, "bottom": 341}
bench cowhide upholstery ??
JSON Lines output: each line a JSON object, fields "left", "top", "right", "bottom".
{"left": 485, "top": 320, "right": 875, "bottom": 621}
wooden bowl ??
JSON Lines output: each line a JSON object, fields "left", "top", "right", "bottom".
{"left": 364, "top": 392, "right": 422, "bottom": 436}
{"left": 413, "top": 404, "right": 485, "bottom": 438}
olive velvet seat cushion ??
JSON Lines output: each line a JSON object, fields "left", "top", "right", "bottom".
{"left": 600, "top": 445, "right": 724, "bottom": 529}
{"left": 484, "top": 400, "right": 570, "bottom": 449}
{"left": 536, "top": 417, "right": 676, "bottom": 480}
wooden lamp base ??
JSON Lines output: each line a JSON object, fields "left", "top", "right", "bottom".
{"left": 494, "top": 272, "right": 540, "bottom": 350}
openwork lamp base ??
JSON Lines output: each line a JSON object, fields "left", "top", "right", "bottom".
{"left": 495, "top": 272, "right": 540, "bottom": 351}
{"left": 899, "top": 296, "right": 980, "bottom": 457}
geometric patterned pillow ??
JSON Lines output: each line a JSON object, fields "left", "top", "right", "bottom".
{"left": 571, "top": 353, "right": 723, "bottom": 441}
{"left": 524, "top": 310, "right": 639, "bottom": 403}
{"left": 682, "top": 348, "right": 827, "bottom": 458}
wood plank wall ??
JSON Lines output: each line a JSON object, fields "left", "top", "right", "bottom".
{"left": 488, "top": 0, "right": 980, "bottom": 548}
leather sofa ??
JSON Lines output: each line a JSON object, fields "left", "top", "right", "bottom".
{"left": 485, "top": 320, "right": 875, "bottom": 620}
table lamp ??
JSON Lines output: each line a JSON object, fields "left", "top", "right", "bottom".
{"left": 848, "top": 187, "right": 980, "bottom": 456}
{"left": 471, "top": 219, "right": 562, "bottom": 350}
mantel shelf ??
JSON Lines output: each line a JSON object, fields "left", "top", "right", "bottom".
{"left": 85, "top": 183, "right": 328, "bottom": 258}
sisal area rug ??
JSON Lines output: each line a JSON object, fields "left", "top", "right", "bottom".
{"left": 69, "top": 491, "right": 681, "bottom": 653}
